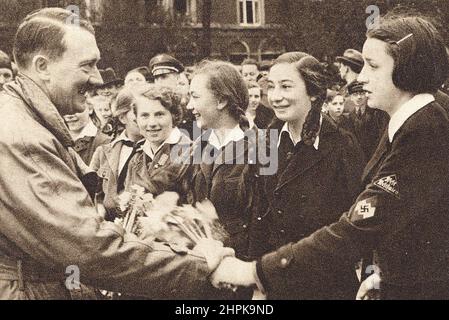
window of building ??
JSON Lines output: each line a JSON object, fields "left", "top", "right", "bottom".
{"left": 238, "top": 0, "right": 263, "bottom": 26}
{"left": 174, "top": 0, "right": 188, "bottom": 15}
{"left": 228, "top": 41, "right": 250, "bottom": 65}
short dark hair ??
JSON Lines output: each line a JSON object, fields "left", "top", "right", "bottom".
{"left": 13, "top": 8, "right": 95, "bottom": 70}
{"left": 132, "top": 84, "right": 184, "bottom": 127}
{"left": 325, "top": 90, "right": 344, "bottom": 104}
{"left": 367, "top": 14, "right": 449, "bottom": 94}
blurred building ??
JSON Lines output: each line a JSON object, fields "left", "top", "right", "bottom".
{"left": 0, "top": 0, "right": 287, "bottom": 75}
{"left": 0, "top": 0, "right": 447, "bottom": 76}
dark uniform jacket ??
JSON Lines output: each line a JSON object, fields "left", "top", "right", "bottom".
{"left": 124, "top": 132, "right": 192, "bottom": 198}
{"left": 258, "top": 101, "right": 449, "bottom": 300}
{"left": 141, "top": 128, "right": 264, "bottom": 260}
{"left": 346, "top": 106, "right": 389, "bottom": 161}
{"left": 435, "top": 90, "right": 449, "bottom": 115}
{"left": 0, "top": 75, "right": 212, "bottom": 300}
{"left": 254, "top": 104, "right": 275, "bottom": 129}
{"left": 249, "top": 116, "right": 365, "bottom": 299}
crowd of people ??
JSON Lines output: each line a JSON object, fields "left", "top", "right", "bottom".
{"left": 0, "top": 6, "right": 449, "bottom": 300}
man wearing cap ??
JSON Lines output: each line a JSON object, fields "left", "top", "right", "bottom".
{"left": 345, "top": 81, "right": 389, "bottom": 161}
{"left": 0, "top": 50, "right": 14, "bottom": 92}
{"left": 96, "top": 67, "right": 123, "bottom": 98}
{"left": 149, "top": 53, "right": 184, "bottom": 88}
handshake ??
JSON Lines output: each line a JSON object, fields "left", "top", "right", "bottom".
{"left": 192, "top": 239, "right": 266, "bottom": 299}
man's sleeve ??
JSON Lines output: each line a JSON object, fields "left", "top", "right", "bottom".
{"left": 258, "top": 121, "right": 449, "bottom": 296}
{"left": 0, "top": 129, "right": 211, "bottom": 299}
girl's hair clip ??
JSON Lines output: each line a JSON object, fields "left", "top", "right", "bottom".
{"left": 393, "top": 33, "right": 413, "bottom": 45}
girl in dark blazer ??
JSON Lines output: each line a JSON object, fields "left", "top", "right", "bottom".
{"left": 211, "top": 14, "right": 449, "bottom": 301}
{"left": 248, "top": 52, "right": 365, "bottom": 299}
{"left": 140, "top": 61, "right": 264, "bottom": 261}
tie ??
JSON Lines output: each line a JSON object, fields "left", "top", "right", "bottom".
{"left": 117, "top": 141, "right": 144, "bottom": 193}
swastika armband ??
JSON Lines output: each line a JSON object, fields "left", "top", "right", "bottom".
{"left": 350, "top": 196, "right": 378, "bottom": 222}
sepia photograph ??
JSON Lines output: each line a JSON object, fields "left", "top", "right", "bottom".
{"left": 0, "top": 0, "right": 448, "bottom": 307}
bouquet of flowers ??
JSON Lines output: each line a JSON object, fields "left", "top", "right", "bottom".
{"left": 117, "top": 185, "right": 229, "bottom": 250}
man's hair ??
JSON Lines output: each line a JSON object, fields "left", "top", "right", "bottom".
{"left": 367, "top": 13, "right": 449, "bottom": 94}
{"left": 13, "top": 8, "right": 95, "bottom": 70}
{"left": 241, "top": 58, "right": 259, "bottom": 69}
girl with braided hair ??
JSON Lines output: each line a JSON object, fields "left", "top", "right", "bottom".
{"left": 248, "top": 52, "right": 365, "bottom": 299}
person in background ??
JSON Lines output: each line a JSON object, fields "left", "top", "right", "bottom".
{"left": 257, "top": 60, "right": 272, "bottom": 108}
{"left": 0, "top": 50, "right": 14, "bottom": 91}
{"left": 90, "top": 94, "right": 113, "bottom": 130}
{"left": 90, "top": 87, "right": 144, "bottom": 222}
{"left": 149, "top": 53, "right": 184, "bottom": 88}
{"left": 335, "top": 49, "right": 365, "bottom": 114}
{"left": 64, "top": 98, "right": 112, "bottom": 165}
{"left": 345, "top": 81, "right": 389, "bottom": 161}
{"left": 241, "top": 58, "right": 260, "bottom": 83}
{"left": 258, "top": 60, "right": 271, "bottom": 79}
{"left": 97, "top": 67, "right": 123, "bottom": 98}
{"left": 246, "top": 81, "right": 274, "bottom": 129}
{"left": 177, "top": 71, "right": 197, "bottom": 139}
{"left": 325, "top": 90, "right": 351, "bottom": 130}
{"left": 124, "top": 66, "right": 151, "bottom": 88}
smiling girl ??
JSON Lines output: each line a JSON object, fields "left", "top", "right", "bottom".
{"left": 210, "top": 13, "right": 449, "bottom": 300}
{"left": 247, "top": 52, "right": 365, "bottom": 299}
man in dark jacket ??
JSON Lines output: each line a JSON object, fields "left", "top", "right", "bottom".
{"left": 345, "top": 81, "right": 389, "bottom": 161}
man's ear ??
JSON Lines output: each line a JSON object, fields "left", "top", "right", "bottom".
{"left": 216, "top": 99, "right": 227, "bottom": 111}
{"left": 31, "top": 55, "right": 51, "bottom": 81}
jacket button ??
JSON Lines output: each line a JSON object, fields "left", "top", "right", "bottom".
{"left": 257, "top": 217, "right": 262, "bottom": 221}
{"left": 280, "top": 229, "right": 285, "bottom": 233}
{"left": 277, "top": 210, "right": 283, "bottom": 214}
{"left": 280, "top": 258, "right": 288, "bottom": 267}
{"left": 243, "top": 224, "right": 247, "bottom": 229}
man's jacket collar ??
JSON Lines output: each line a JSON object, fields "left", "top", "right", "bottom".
{"left": 4, "top": 74, "right": 74, "bottom": 148}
